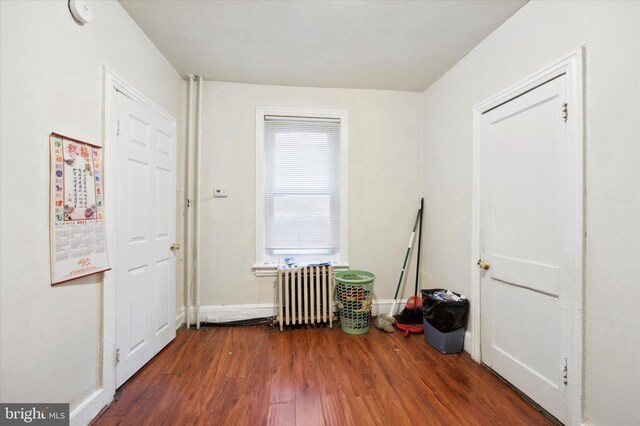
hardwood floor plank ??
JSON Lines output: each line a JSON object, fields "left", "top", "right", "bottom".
{"left": 308, "top": 327, "right": 339, "bottom": 362}
{"left": 363, "top": 337, "right": 440, "bottom": 422}
{"left": 315, "top": 358, "right": 341, "bottom": 396}
{"left": 219, "top": 326, "right": 261, "bottom": 378}
{"left": 320, "top": 394, "right": 354, "bottom": 426}
{"left": 327, "top": 337, "right": 372, "bottom": 398}
{"left": 93, "top": 325, "right": 554, "bottom": 426}
{"left": 186, "top": 330, "right": 231, "bottom": 414}
{"left": 293, "top": 360, "right": 324, "bottom": 426}
{"left": 354, "top": 347, "right": 414, "bottom": 425}
{"left": 90, "top": 417, "right": 123, "bottom": 426}
{"left": 269, "top": 359, "right": 296, "bottom": 404}
{"left": 267, "top": 402, "right": 296, "bottom": 426}
{"left": 345, "top": 395, "right": 388, "bottom": 426}
{"left": 205, "top": 376, "right": 250, "bottom": 425}
{"left": 267, "top": 327, "right": 293, "bottom": 363}
{"left": 244, "top": 341, "right": 272, "bottom": 422}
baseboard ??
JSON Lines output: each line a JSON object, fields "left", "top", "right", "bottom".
{"left": 370, "top": 298, "right": 408, "bottom": 316}
{"left": 183, "top": 303, "right": 277, "bottom": 323}
{"left": 69, "top": 388, "right": 111, "bottom": 426}
{"left": 180, "top": 299, "right": 410, "bottom": 324}
{"left": 175, "top": 309, "right": 185, "bottom": 329}
{"left": 463, "top": 330, "right": 473, "bottom": 355}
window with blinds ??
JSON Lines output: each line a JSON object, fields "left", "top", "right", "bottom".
{"left": 264, "top": 116, "right": 340, "bottom": 255}
{"left": 264, "top": 115, "right": 341, "bottom": 257}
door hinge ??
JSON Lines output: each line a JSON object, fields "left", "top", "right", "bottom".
{"left": 115, "top": 348, "right": 121, "bottom": 365}
{"left": 562, "top": 357, "right": 568, "bottom": 385}
{"left": 562, "top": 102, "right": 568, "bottom": 122}
{"left": 116, "top": 118, "right": 121, "bottom": 136}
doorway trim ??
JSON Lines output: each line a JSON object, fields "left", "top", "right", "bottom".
{"left": 99, "top": 67, "right": 177, "bottom": 413}
{"left": 470, "top": 48, "right": 584, "bottom": 424}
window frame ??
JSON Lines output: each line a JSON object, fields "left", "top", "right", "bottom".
{"left": 254, "top": 106, "right": 349, "bottom": 275}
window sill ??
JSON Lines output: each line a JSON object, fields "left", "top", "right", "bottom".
{"left": 252, "top": 262, "right": 350, "bottom": 277}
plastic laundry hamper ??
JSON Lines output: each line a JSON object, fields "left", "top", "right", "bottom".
{"left": 334, "top": 270, "right": 375, "bottom": 335}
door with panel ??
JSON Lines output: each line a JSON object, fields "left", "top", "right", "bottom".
{"left": 479, "top": 75, "right": 569, "bottom": 423}
{"left": 115, "top": 90, "right": 177, "bottom": 387}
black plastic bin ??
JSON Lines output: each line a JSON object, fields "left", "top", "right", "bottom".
{"left": 421, "top": 289, "right": 469, "bottom": 354}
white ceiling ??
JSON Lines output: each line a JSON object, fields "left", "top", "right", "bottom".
{"left": 119, "top": 0, "right": 527, "bottom": 92}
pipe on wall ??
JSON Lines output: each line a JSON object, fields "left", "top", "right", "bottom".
{"left": 185, "top": 75, "right": 194, "bottom": 329}
{"left": 194, "top": 76, "right": 203, "bottom": 329}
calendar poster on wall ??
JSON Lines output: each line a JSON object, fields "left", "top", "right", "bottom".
{"left": 50, "top": 133, "right": 110, "bottom": 285}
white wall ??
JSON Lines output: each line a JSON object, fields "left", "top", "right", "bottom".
{"left": 198, "top": 82, "right": 422, "bottom": 308}
{"left": 420, "top": 1, "right": 640, "bottom": 424}
{"left": 0, "top": 0, "right": 183, "bottom": 416}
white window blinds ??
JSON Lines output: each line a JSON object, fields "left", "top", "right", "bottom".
{"left": 264, "top": 115, "right": 341, "bottom": 252}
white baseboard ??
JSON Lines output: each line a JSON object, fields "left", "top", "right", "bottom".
{"left": 175, "top": 310, "right": 185, "bottom": 329}
{"left": 179, "top": 299, "right": 410, "bottom": 324}
{"left": 370, "top": 298, "right": 408, "bottom": 316}
{"left": 183, "top": 303, "right": 277, "bottom": 324}
{"left": 70, "top": 388, "right": 111, "bottom": 426}
{"left": 463, "top": 330, "right": 473, "bottom": 355}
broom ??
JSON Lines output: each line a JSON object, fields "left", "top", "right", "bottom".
{"left": 397, "top": 197, "right": 424, "bottom": 325}
{"left": 375, "top": 201, "right": 422, "bottom": 332}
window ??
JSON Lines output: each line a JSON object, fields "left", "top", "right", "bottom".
{"left": 255, "top": 107, "right": 348, "bottom": 271}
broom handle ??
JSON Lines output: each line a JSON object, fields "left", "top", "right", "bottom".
{"left": 388, "top": 203, "right": 422, "bottom": 317}
{"left": 414, "top": 198, "right": 424, "bottom": 297}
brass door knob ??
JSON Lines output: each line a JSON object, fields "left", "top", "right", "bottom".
{"left": 170, "top": 243, "right": 180, "bottom": 252}
{"left": 477, "top": 259, "right": 491, "bottom": 270}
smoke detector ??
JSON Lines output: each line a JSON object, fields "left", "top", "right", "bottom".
{"left": 68, "top": 0, "right": 93, "bottom": 25}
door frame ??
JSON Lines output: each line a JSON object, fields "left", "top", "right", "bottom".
{"left": 101, "top": 67, "right": 177, "bottom": 403}
{"left": 470, "top": 48, "right": 584, "bottom": 424}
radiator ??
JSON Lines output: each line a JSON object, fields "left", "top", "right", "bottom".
{"left": 277, "top": 265, "right": 334, "bottom": 331}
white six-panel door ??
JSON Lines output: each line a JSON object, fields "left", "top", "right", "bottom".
{"left": 480, "top": 75, "right": 569, "bottom": 423}
{"left": 115, "top": 90, "right": 176, "bottom": 387}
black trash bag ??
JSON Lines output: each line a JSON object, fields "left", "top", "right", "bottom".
{"left": 421, "top": 288, "right": 469, "bottom": 333}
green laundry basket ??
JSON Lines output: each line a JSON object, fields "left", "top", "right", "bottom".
{"left": 334, "top": 270, "right": 375, "bottom": 335}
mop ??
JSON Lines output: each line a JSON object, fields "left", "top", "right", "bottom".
{"left": 374, "top": 201, "right": 422, "bottom": 332}
{"left": 397, "top": 197, "right": 425, "bottom": 326}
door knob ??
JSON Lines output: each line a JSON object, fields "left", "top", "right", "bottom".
{"left": 477, "top": 259, "right": 491, "bottom": 270}
{"left": 170, "top": 243, "right": 180, "bottom": 252}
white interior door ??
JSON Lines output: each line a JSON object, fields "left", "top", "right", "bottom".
{"left": 480, "top": 75, "right": 569, "bottom": 423}
{"left": 115, "top": 90, "right": 176, "bottom": 387}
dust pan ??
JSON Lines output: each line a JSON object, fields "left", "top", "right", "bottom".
{"left": 395, "top": 322, "right": 424, "bottom": 337}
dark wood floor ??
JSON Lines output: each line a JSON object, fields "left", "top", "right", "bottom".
{"left": 93, "top": 324, "right": 552, "bottom": 425}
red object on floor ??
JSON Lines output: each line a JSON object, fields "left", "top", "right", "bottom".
{"left": 395, "top": 322, "right": 424, "bottom": 337}
{"left": 406, "top": 295, "right": 422, "bottom": 309}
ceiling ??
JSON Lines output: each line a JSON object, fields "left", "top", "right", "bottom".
{"left": 119, "top": 0, "right": 527, "bottom": 92}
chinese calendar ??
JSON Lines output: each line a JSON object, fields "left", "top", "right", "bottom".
{"left": 61, "top": 140, "right": 100, "bottom": 220}
{"left": 50, "top": 133, "right": 110, "bottom": 284}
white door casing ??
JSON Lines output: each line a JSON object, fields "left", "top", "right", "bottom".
{"left": 471, "top": 50, "right": 584, "bottom": 425}
{"left": 115, "top": 90, "right": 177, "bottom": 387}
